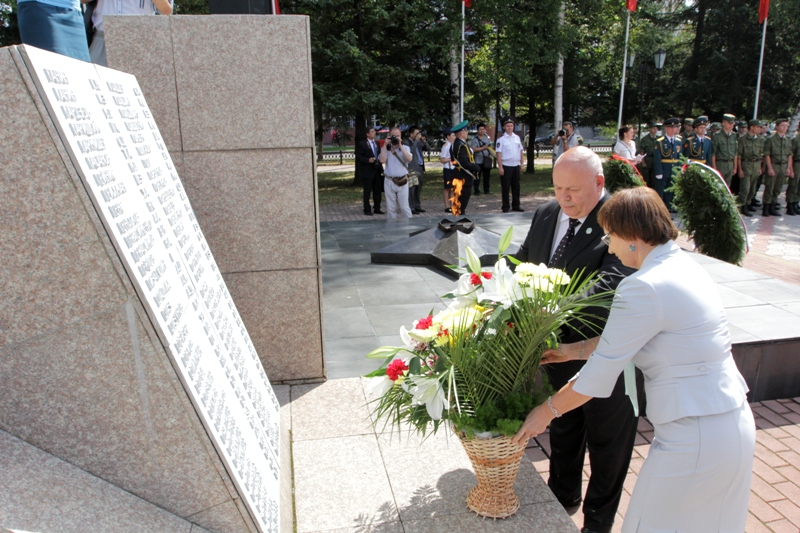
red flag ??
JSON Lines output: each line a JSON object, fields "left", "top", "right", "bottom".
{"left": 758, "top": 0, "right": 769, "bottom": 23}
{"left": 626, "top": 0, "right": 638, "bottom": 11}
{"left": 462, "top": 0, "right": 472, "bottom": 8}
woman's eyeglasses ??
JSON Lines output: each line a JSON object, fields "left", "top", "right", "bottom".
{"left": 601, "top": 233, "right": 610, "bottom": 246}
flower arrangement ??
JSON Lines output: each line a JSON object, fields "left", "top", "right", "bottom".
{"left": 365, "top": 227, "right": 613, "bottom": 438}
{"left": 604, "top": 154, "right": 645, "bottom": 193}
{"left": 670, "top": 160, "right": 747, "bottom": 266}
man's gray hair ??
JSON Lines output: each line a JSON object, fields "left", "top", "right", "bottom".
{"left": 554, "top": 145, "right": 603, "bottom": 177}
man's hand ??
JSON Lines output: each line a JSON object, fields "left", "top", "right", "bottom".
{"left": 656, "top": 174, "right": 663, "bottom": 180}
{"left": 738, "top": 169, "right": 744, "bottom": 178}
{"left": 499, "top": 166, "right": 505, "bottom": 176}
{"left": 768, "top": 167, "right": 776, "bottom": 177}
{"left": 369, "top": 157, "right": 375, "bottom": 163}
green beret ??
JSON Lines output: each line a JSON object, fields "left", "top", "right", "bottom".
{"left": 451, "top": 120, "right": 469, "bottom": 133}
{"left": 722, "top": 114, "right": 736, "bottom": 123}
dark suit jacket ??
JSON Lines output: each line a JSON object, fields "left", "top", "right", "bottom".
{"left": 356, "top": 139, "right": 382, "bottom": 182}
{"left": 515, "top": 192, "right": 634, "bottom": 344}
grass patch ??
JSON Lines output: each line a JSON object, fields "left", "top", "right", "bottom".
{"left": 317, "top": 166, "right": 555, "bottom": 205}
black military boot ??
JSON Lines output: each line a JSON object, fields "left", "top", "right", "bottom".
{"left": 786, "top": 203, "right": 796, "bottom": 216}
{"left": 770, "top": 203, "right": 781, "bottom": 216}
{"left": 762, "top": 204, "right": 770, "bottom": 217}
{"left": 740, "top": 205, "right": 752, "bottom": 217}
{"left": 752, "top": 198, "right": 762, "bottom": 207}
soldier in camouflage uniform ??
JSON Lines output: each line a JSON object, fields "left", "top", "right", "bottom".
{"left": 637, "top": 122, "right": 659, "bottom": 188}
{"left": 682, "top": 116, "right": 713, "bottom": 165}
{"left": 712, "top": 114, "right": 739, "bottom": 187}
{"left": 682, "top": 118, "right": 694, "bottom": 139}
{"left": 789, "top": 125, "right": 800, "bottom": 215}
{"left": 735, "top": 120, "right": 766, "bottom": 217}
{"left": 764, "top": 118, "right": 793, "bottom": 215}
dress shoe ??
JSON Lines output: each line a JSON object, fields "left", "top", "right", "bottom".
{"left": 373, "top": 208, "right": 384, "bottom": 214}
{"left": 417, "top": 208, "right": 426, "bottom": 213}
{"left": 412, "top": 209, "right": 421, "bottom": 214}
{"left": 580, "top": 528, "right": 603, "bottom": 533}
{"left": 512, "top": 207, "right": 525, "bottom": 212}
{"left": 502, "top": 208, "right": 510, "bottom": 213}
{"left": 769, "top": 203, "right": 781, "bottom": 216}
{"left": 444, "top": 207, "right": 451, "bottom": 213}
{"left": 474, "top": 190, "right": 481, "bottom": 196}
{"left": 364, "top": 210, "right": 373, "bottom": 216}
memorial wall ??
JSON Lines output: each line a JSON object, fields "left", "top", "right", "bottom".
{"left": 104, "top": 15, "right": 326, "bottom": 384}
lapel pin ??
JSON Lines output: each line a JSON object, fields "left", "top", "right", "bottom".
{"left": 586, "top": 227, "right": 593, "bottom": 234}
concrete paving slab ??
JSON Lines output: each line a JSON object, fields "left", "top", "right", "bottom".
{"left": 293, "top": 434, "right": 398, "bottom": 532}
{"left": 291, "top": 379, "right": 373, "bottom": 441}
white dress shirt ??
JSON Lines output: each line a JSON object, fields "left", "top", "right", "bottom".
{"left": 92, "top": 0, "right": 171, "bottom": 33}
{"left": 573, "top": 241, "right": 748, "bottom": 424}
{"left": 550, "top": 210, "right": 588, "bottom": 261}
{"left": 495, "top": 132, "right": 523, "bottom": 166}
{"left": 440, "top": 141, "right": 453, "bottom": 170}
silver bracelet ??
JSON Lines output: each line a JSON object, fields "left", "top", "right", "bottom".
{"left": 547, "top": 395, "right": 562, "bottom": 418}
{"left": 580, "top": 340, "right": 586, "bottom": 360}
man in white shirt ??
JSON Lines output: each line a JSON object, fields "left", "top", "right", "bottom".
{"left": 379, "top": 126, "right": 413, "bottom": 219}
{"left": 88, "top": 0, "right": 173, "bottom": 66}
{"left": 495, "top": 117, "right": 525, "bottom": 213}
{"left": 551, "top": 120, "right": 583, "bottom": 161}
{"left": 440, "top": 128, "right": 455, "bottom": 213}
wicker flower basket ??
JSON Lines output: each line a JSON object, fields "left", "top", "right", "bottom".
{"left": 458, "top": 431, "right": 530, "bottom": 519}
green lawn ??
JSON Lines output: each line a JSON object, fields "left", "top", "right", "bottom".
{"left": 317, "top": 166, "right": 555, "bottom": 205}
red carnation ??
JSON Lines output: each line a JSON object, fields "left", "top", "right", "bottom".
{"left": 416, "top": 315, "right": 433, "bottom": 330}
{"left": 481, "top": 272, "right": 492, "bottom": 280}
{"left": 386, "top": 359, "right": 408, "bottom": 381}
{"left": 470, "top": 273, "right": 482, "bottom": 285}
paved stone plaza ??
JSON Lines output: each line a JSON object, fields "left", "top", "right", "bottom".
{"left": 311, "top": 190, "right": 800, "bottom": 533}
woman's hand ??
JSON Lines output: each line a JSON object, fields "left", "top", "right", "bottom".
{"left": 511, "top": 404, "right": 554, "bottom": 445}
{"left": 541, "top": 346, "right": 572, "bottom": 364}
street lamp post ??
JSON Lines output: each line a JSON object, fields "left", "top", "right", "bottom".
{"left": 634, "top": 48, "right": 667, "bottom": 142}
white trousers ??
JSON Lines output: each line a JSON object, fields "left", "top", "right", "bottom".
{"left": 622, "top": 402, "right": 755, "bottom": 533}
{"left": 384, "top": 178, "right": 412, "bottom": 219}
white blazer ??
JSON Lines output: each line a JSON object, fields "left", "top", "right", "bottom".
{"left": 573, "top": 241, "right": 748, "bottom": 425}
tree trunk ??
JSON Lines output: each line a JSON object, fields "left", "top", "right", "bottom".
{"left": 351, "top": 110, "right": 367, "bottom": 186}
{"left": 495, "top": 94, "right": 501, "bottom": 147}
{"left": 509, "top": 92, "right": 516, "bottom": 118}
{"left": 553, "top": 2, "right": 565, "bottom": 134}
{"left": 789, "top": 102, "right": 800, "bottom": 136}
{"left": 450, "top": 49, "right": 460, "bottom": 125}
{"left": 527, "top": 86, "right": 536, "bottom": 173}
{"left": 682, "top": 0, "right": 707, "bottom": 116}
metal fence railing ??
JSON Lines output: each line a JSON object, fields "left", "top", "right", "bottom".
{"left": 319, "top": 144, "right": 615, "bottom": 164}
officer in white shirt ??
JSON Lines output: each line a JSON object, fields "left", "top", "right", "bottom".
{"left": 495, "top": 116, "right": 525, "bottom": 212}
{"left": 440, "top": 128, "right": 456, "bottom": 213}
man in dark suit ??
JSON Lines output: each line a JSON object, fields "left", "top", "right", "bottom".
{"left": 515, "top": 146, "right": 640, "bottom": 533}
{"left": 356, "top": 126, "right": 384, "bottom": 216}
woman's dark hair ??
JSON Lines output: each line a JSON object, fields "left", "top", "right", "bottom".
{"left": 618, "top": 125, "right": 634, "bottom": 140}
{"left": 598, "top": 187, "right": 678, "bottom": 245}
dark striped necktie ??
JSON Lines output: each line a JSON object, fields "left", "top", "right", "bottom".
{"left": 549, "top": 218, "right": 580, "bottom": 267}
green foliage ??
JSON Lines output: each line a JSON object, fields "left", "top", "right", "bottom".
{"left": 366, "top": 261, "right": 614, "bottom": 437}
{"left": 0, "top": 0, "right": 20, "bottom": 48}
{"left": 603, "top": 156, "right": 644, "bottom": 194}
{"left": 670, "top": 160, "right": 746, "bottom": 266}
{"left": 173, "top": 0, "right": 210, "bottom": 14}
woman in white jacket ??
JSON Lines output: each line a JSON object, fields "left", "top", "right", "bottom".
{"left": 513, "top": 186, "right": 755, "bottom": 533}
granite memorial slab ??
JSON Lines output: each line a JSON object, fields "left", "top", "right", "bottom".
{"left": 2, "top": 44, "right": 282, "bottom": 533}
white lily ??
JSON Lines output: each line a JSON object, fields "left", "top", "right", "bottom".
{"left": 479, "top": 258, "right": 523, "bottom": 305}
{"left": 402, "top": 375, "right": 450, "bottom": 420}
{"left": 366, "top": 375, "right": 393, "bottom": 398}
